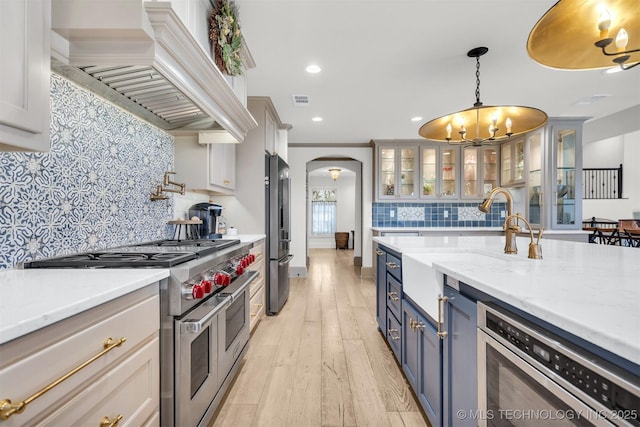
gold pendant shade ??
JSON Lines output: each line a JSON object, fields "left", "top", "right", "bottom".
{"left": 527, "top": 0, "right": 640, "bottom": 70}
{"left": 418, "top": 105, "right": 548, "bottom": 145}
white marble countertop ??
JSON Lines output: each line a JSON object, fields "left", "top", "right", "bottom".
{"left": 372, "top": 227, "right": 589, "bottom": 235}
{"left": 373, "top": 235, "right": 640, "bottom": 365}
{"left": 232, "top": 234, "right": 266, "bottom": 243}
{"left": 0, "top": 269, "right": 169, "bottom": 345}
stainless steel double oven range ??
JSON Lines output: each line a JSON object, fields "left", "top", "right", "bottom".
{"left": 25, "top": 238, "right": 259, "bottom": 427}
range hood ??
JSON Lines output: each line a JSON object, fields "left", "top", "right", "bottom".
{"left": 50, "top": 1, "right": 257, "bottom": 141}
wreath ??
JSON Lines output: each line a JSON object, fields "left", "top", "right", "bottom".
{"left": 209, "top": 0, "right": 244, "bottom": 76}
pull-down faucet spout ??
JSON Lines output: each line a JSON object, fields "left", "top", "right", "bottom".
{"left": 478, "top": 187, "right": 518, "bottom": 254}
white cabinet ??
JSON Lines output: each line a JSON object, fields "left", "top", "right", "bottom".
{"left": 248, "top": 239, "right": 266, "bottom": 332}
{"left": 420, "top": 145, "right": 459, "bottom": 199}
{"left": 461, "top": 146, "right": 499, "bottom": 199}
{"left": 375, "top": 143, "right": 419, "bottom": 200}
{"left": 174, "top": 134, "right": 236, "bottom": 195}
{"left": 0, "top": 286, "right": 160, "bottom": 427}
{"left": 499, "top": 137, "right": 526, "bottom": 187}
{"left": 0, "top": 0, "right": 51, "bottom": 152}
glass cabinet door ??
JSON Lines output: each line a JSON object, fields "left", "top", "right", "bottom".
{"left": 421, "top": 147, "right": 437, "bottom": 197}
{"left": 399, "top": 147, "right": 416, "bottom": 197}
{"left": 482, "top": 147, "right": 498, "bottom": 196}
{"left": 380, "top": 147, "right": 396, "bottom": 197}
{"left": 527, "top": 131, "right": 543, "bottom": 226}
{"left": 514, "top": 139, "right": 525, "bottom": 182}
{"left": 462, "top": 147, "right": 478, "bottom": 197}
{"left": 553, "top": 129, "right": 576, "bottom": 226}
{"left": 441, "top": 148, "right": 457, "bottom": 196}
{"left": 500, "top": 142, "right": 512, "bottom": 186}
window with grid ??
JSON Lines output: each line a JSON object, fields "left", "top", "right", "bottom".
{"left": 311, "top": 189, "right": 337, "bottom": 235}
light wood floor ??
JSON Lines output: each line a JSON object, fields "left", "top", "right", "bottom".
{"left": 211, "top": 248, "right": 429, "bottom": 427}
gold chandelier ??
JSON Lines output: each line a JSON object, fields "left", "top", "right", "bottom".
{"left": 419, "top": 47, "right": 548, "bottom": 146}
{"left": 527, "top": 0, "right": 640, "bottom": 71}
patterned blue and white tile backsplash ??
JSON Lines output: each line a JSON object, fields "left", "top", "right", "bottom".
{"left": 0, "top": 74, "right": 174, "bottom": 269}
{"left": 373, "top": 202, "right": 507, "bottom": 228}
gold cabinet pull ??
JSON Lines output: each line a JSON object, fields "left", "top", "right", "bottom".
{"left": 385, "top": 262, "right": 400, "bottom": 269}
{"left": 0, "top": 337, "right": 126, "bottom": 420}
{"left": 387, "top": 291, "right": 399, "bottom": 302}
{"left": 387, "top": 328, "right": 400, "bottom": 341}
{"left": 376, "top": 250, "right": 385, "bottom": 256}
{"left": 437, "top": 296, "right": 448, "bottom": 339}
{"left": 100, "top": 414, "right": 123, "bottom": 427}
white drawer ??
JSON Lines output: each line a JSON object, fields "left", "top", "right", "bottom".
{"left": 0, "top": 291, "right": 159, "bottom": 427}
{"left": 36, "top": 335, "right": 159, "bottom": 426}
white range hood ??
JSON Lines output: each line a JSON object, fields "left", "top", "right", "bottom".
{"left": 50, "top": 0, "right": 257, "bottom": 141}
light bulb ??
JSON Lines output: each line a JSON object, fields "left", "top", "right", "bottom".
{"left": 446, "top": 123, "right": 452, "bottom": 139}
{"left": 506, "top": 118, "right": 512, "bottom": 134}
{"left": 615, "top": 28, "right": 629, "bottom": 50}
{"left": 597, "top": 7, "right": 611, "bottom": 38}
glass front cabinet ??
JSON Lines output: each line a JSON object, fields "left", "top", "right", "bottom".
{"left": 420, "top": 146, "right": 459, "bottom": 199}
{"left": 461, "top": 146, "right": 498, "bottom": 199}
{"left": 376, "top": 144, "right": 419, "bottom": 200}
{"left": 524, "top": 118, "right": 587, "bottom": 230}
{"left": 500, "top": 137, "right": 525, "bottom": 187}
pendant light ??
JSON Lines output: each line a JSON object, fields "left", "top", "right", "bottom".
{"left": 419, "top": 47, "right": 548, "bottom": 146}
{"left": 527, "top": 0, "right": 640, "bottom": 71}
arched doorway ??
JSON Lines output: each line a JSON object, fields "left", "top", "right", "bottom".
{"left": 306, "top": 158, "right": 362, "bottom": 267}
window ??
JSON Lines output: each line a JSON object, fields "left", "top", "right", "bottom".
{"left": 311, "top": 189, "right": 337, "bottom": 235}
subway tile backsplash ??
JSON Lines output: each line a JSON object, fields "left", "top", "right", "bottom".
{"left": 0, "top": 74, "right": 174, "bottom": 269}
{"left": 373, "top": 202, "right": 506, "bottom": 228}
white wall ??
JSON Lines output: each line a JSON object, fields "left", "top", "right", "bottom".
{"left": 289, "top": 146, "right": 373, "bottom": 276}
{"left": 583, "top": 129, "right": 640, "bottom": 220}
{"left": 307, "top": 174, "right": 356, "bottom": 249}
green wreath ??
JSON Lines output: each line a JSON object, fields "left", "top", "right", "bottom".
{"left": 209, "top": 0, "right": 243, "bottom": 76}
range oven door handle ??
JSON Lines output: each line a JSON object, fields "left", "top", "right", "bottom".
{"left": 279, "top": 254, "right": 294, "bottom": 266}
{"left": 180, "top": 297, "right": 230, "bottom": 334}
{"left": 219, "top": 270, "right": 258, "bottom": 301}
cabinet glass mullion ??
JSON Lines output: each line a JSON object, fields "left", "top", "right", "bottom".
{"left": 462, "top": 148, "right": 478, "bottom": 197}
{"left": 400, "top": 147, "right": 416, "bottom": 197}
{"left": 482, "top": 147, "right": 498, "bottom": 196}
{"left": 500, "top": 143, "right": 512, "bottom": 186}
{"left": 380, "top": 148, "right": 396, "bottom": 196}
{"left": 554, "top": 129, "right": 576, "bottom": 226}
{"left": 527, "top": 132, "right": 542, "bottom": 226}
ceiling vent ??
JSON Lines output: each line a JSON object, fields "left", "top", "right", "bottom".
{"left": 292, "top": 95, "right": 310, "bottom": 106}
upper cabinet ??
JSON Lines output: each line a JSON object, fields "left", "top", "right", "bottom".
{"left": 499, "top": 137, "right": 525, "bottom": 187}
{"left": 0, "top": 0, "right": 51, "bottom": 152}
{"left": 374, "top": 140, "right": 498, "bottom": 201}
{"left": 376, "top": 143, "right": 419, "bottom": 200}
{"left": 524, "top": 117, "right": 588, "bottom": 230}
{"left": 249, "top": 97, "right": 289, "bottom": 160}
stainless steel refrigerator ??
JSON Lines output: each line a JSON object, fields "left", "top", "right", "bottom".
{"left": 265, "top": 153, "right": 292, "bottom": 315}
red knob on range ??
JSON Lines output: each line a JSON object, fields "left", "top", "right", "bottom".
{"left": 201, "top": 280, "right": 212, "bottom": 293}
{"left": 249, "top": 254, "right": 255, "bottom": 263}
{"left": 242, "top": 257, "right": 249, "bottom": 267}
{"left": 214, "top": 272, "right": 225, "bottom": 285}
{"left": 236, "top": 265, "right": 244, "bottom": 275}
{"left": 192, "top": 284, "right": 205, "bottom": 299}
{"left": 224, "top": 273, "right": 231, "bottom": 286}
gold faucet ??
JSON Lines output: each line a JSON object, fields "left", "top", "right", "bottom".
{"left": 478, "top": 187, "right": 519, "bottom": 254}
{"left": 150, "top": 172, "right": 185, "bottom": 201}
{"left": 504, "top": 213, "right": 544, "bottom": 259}
{"left": 163, "top": 172, "right": 186, "bottom": 194}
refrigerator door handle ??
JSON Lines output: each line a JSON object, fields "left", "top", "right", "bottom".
{"left": 280, "top": 239, "right": 291, "bottom": 243}
{"left": 279, "top": 254, "right": 294, "bottom": 266}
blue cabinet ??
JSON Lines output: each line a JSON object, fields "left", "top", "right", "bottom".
{"left": 442, "top": 285, "right": 477, "bottom": 427}
{"left": 402, "top": 299, "right": 442, "bottom": 427}
{"left": 375, "top": 245, "right": 403, "bottom": 362}
{"left": 375, "top": 247, "right": 387, "bottom": 331}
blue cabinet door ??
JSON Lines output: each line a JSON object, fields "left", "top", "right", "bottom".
{"left": 376, "top": 247, "right": 387, "bottom": 331}
{"left": 401, "top": 300, "right": 419, "bottom": 390}
{"left": 442, "top": 286, "right": 477, "bottom": 427}
{"left": 418, "top": 314, "right": 442, "bottom": 427}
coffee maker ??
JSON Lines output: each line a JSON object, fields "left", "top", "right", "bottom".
{"left": 188, "top": 203, "right": 223, "bottom": 238}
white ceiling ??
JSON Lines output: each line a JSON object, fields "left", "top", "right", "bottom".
{"left": 235, "top": 0, "right": 640, "bottom": 145}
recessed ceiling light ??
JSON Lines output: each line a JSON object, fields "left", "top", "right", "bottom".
{"left": 411, "top": 116, "right": 423, "bottom": 122}
{"left": 312, "top": 116, "right": 323, "bottom": 122}
{"left": 306, "top": 64, "right": 321, "bottom": 74}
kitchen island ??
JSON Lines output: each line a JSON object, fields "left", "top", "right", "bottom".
{"left": 374, "top": 235, "right": 639, "bottom": 427}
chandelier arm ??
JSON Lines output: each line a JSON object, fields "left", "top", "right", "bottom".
{"left": 597, "top": 43, "right": 640, "bottom": 57}
{"left": 620, "top": 61, "right": 640, "bottom": 70}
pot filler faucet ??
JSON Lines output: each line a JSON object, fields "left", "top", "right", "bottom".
{"left": 478, "top": 187, "right": 518, "bottom": 255}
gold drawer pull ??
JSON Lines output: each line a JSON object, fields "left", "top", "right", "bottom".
{"left": 100, "top": 414, "right": 123, "bottom": 427}
{"left": 387, "top": 291, "right": 399, "bottom": 302}
{"left": 0, "top": 337, "right": 126, "bottom": 420}
{"left": 385, "top": 262, "right": 400, "bottom": 269}
{"left": 387, "top": 328, "right": 400, "bottom": 341}
{"left": 437, "top": 296, "right": 449, "bottom": 339}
